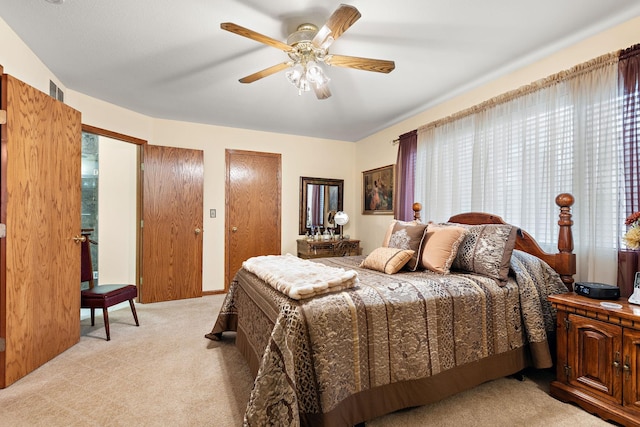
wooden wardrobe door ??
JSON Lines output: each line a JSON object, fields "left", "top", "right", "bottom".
{"left": 0, "top": 74, "right": 82, "bottom": 388}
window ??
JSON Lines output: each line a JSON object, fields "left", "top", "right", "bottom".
{"left": 416, "top": 54, "right": 621, "bottom": 283}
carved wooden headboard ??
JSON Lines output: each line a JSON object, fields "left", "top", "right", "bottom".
{"left": 413, "top": 193, "right": 576, "bottom": 289}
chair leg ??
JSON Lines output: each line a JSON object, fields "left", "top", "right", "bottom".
{"left": 103, "top": 308, "right": 111, "bottom": 341}
{"left": 129, "top": 299, "right": 139, "bottom": 326}
{"left": 90, "top": 308, "right": 95, "bottom": 326}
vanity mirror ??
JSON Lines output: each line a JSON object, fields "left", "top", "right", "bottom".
{"left": 299, "top": 177, "right": 344, "bottom": 235}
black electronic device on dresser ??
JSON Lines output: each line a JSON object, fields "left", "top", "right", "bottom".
{"left": 573, "top": 282, "right": 620, "bottom": 300}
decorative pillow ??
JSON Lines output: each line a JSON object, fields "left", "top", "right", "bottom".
{"left": 449, "top": 223, "right": 518, "bottom": 281}
{"left": 360, "top": 247, "right": 415, "bottom": 274}
{"left": 381, "top": 219, "right": 420, "bottom": 247}
{"left": 419, "top": 224, "right": 468, "bottom": 274}
{"left": 384, "top": 220, "right": 428, "bottom": 271}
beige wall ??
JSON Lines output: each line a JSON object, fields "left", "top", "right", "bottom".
{"left": 98, "top": 137, "right": 138, "bottom": 285}
{"left": 354, "top": 15, "right": 640, "bottom": 255}
{"left": 0, "top": 16, "right": 65, "bottom": 97}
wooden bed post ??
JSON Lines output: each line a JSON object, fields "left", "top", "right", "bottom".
{"left": 555, "top": 193, "right": 576, "bottom": 290}
{"left": 412, "top": 202, "right": 422, "bottom": 222}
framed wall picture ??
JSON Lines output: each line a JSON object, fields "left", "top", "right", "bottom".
{"left": 362, "top": 164, "right": 394, "bottom": 215}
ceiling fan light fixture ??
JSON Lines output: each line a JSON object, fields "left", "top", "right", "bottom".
{"left": 286, "top": 60, "right": 329, "bottom": 95}
{"left": 286, "top": 64, "right": 312, "bottom": 95}
{"left": 298, "top": 78, "right": 311, "bottom": 94}
{"left": 307, "top": 63, "right": 329, "bottom": 85}
{"left": 285, "top": 64, "right": 303, "bottom": 86}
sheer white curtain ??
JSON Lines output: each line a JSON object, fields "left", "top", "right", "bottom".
{"left": 416, "top": 54, "right": 622, "bottom": 283}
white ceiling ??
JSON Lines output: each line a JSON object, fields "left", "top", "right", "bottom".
{"left": 1, "top": 0, "right": 640, "bottom": 141}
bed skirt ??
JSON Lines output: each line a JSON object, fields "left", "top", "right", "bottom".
{"left": 309, "top": 347, "right": 530, "bottom": 425}
{"left": 215, "top": 278, "right": 536, "bottom": 426}
{"left": 238, "top": 324, "right": 532, "bottom": 426}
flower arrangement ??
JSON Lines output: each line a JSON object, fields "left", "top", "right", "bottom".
{"left": 623, "top": 211, "right": 640, "bottom": 249}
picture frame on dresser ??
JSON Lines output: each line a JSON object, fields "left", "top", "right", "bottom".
{"left": 362, "top": 164, "right": 394, "bottom": 215}
{"left": 629, "top": 271, "right": 640, "bottom": 305}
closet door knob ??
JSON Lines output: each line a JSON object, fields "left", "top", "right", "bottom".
{"left": 232, "top": 227, "right": 238, "bottom": 232}
{"left": 195, "top": 228, "right": 202, "bottom": 234}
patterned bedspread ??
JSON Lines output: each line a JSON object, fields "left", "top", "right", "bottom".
{"left": 210, "top": 250, "right": 567, "bottom": 426}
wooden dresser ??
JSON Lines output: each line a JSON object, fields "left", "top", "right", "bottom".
{"left": 297, "top": 239, "right": 361, "bottom": 259}
{"left": 548, "top": 292, "right": 640, "bottom": 426}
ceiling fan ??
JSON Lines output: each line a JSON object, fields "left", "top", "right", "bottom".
{"left": 221, "top": 4, "right": 395, "bottom": 100}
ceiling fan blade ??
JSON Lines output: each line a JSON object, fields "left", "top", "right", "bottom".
{"left": 221, "top": 22, "right": 292, "bottom": 52}
{"left": 325, "top": 54, "right": 395, "bottom": 73}
{"left": 313, "top": 82, "right": 332, "bottom": 100}
{"left": 239, "top": 62, "right": 291, "bottom": 84}
{"left": 312, "top": 4, "right": 361, "bottom": 49}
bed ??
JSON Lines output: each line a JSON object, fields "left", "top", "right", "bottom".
{"left": 207, "top": 194, "right": 577, "bottom": 427}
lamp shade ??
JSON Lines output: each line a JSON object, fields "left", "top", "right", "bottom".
{"left": 334, "top": 211, "right": 349, "bottom": 226}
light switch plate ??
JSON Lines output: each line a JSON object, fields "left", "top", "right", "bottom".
{"left": 210, "top": 209, "right": 216, "bottom": 218}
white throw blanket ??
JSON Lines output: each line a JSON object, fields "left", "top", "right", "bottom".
{"left": 242, "top": 253, "right": 359, "bottom": 300}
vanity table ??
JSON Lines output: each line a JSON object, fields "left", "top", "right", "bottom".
{"left": 297, "top": 239, "right": 361, "bottom": 259}
{"left": 298, "top": 176, "right": 359, "bottom": 259}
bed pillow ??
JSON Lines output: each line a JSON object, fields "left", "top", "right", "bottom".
{"left": 360, "top": 247, "right": 415, "bottom": 274}
{"left": 449, "top": 223, "right": 518, "bottom": 282}
{"left": 381, "top": 219, "right": 420, "bottom": 247}
{"left": 384, "top": 220, "right": 428, "bottom": 271}
{"left": 419, "top": 224, "right": 468, "bottom": 274}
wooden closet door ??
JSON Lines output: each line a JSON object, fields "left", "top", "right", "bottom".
{"left": 140, "top": 145, "right": 204, "bottom": 303}
{"left": 225, "top": 149, "right": 281, "bottom": 289}
{"left": 0, "top": 74, "right": 82, "bottom": 388}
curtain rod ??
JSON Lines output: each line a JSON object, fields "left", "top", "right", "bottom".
{"left": 418, "top": 50, "right": 620, "bottom": 133}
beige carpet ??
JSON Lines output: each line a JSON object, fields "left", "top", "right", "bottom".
{"left": 0, "top": 294, "right": 612, "bottom": 426}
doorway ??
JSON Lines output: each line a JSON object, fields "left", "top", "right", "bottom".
{"left": 80, "top": 125, "right": 144, "bottom": 316}
{"left": 81, "top": 132, "right": 138, "bottom": 287}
